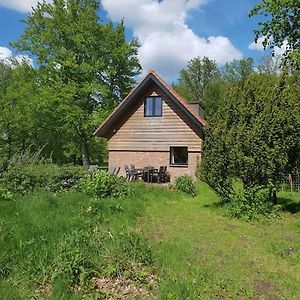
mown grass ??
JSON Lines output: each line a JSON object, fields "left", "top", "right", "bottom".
{"left": 0, "top": 183, "right": 300, "bottom": 299}
{"left": 139, "top": 183, "right": 300, "bottom": 299}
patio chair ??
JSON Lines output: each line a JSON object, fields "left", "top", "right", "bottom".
{"left": 124, "top": 165, "right": 133, "bottom": 181}
{"left": 130, "top": 164, "right": 143, "bottom": 180}
{"left": 142, "top": 166, "right": 154, "bottom": 183}
{"left": 151, "top": 166, "right": 167, "bottom": 183}
{"left": 108, "top": 166, "right": 116, "bottom": 175}
{"left": 114, "top": 167, "right": 120, "bottom": 176}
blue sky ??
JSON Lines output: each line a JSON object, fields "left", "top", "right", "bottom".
{"left": 0, "top": 0, "right": 269, "bottom": 81}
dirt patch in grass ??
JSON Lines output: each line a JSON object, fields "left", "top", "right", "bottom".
{"left": 91, "top": 275, "right": 156, "bottom": 299}
{"left": 35, "top": 283, "right": 52, "bottom": 299}
{"left": 253, "top": 279, "right": 278, "bottom": 300}
{"left": 283, "top": 247, "right": 297, "bottom": 257}
{"left": 149, "top": 231, "right": 165, "bottom": 243}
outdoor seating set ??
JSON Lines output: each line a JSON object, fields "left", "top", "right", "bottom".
{"left": 108, "top": 166, "right": 120, "bottom": 176}
{"left": 124, "top": 165, "right": 168, "bottom": 183}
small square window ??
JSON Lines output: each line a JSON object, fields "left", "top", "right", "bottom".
{"left": 144, "top": 96, "right": 162, "bottom": 117}
{"left": 170, "top": 147, "right": 188, "bottom": 166}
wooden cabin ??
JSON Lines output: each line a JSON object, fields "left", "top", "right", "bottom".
{"left": 94, "top": 70, "right": 207, "bottom": 180}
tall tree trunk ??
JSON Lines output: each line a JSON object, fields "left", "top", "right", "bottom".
{"left": 80, "top": 138, "right": 90, "bottom": 168}
{"left": 75, "top": 124, "right": 91, "bottom": 168}
{"left": 272, "top": 191, "right": 277, "bottom": 205}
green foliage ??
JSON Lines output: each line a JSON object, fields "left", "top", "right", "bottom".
{"left": 174, "top": 57, "right": 256, "bottom": 119}
{"left": 201, "top": 73, "right": 300, "bottom": 201}
{"left": 0, "top": 168, "right": 37, "bottom": 195}
{"left": 174, "top": 57, "right": 220, "bottom": 102}
{"left": 250, "top": 0, "right": 300, "bottom": 68}
{"left": 173, "top": 57, "right": 221, "bottom": 118}
{"left": 0, "top": 150, "right": 85, "bottom": 194}
{"left": 0, "top": 164, "right": 85, "bottom": 195}
{"left": 174, "top": 175, "right": 197, "bottom": 197}
{"left": 0, "top": 63, "right": 40, "bottom": 162}
{"left": 227, "top": 182, "right": 280, "bottom": 221}
{"left": 0, "top": 61, "right": 12, "bottom": 100}
{"left": 222, "top": 58, "right": 254, "bottom": 83}
{"left": 0, "top": 186, "right": 156, "bottom": 298}
{"left": 7, "top": 0, "right": 140, "bottom": 166}
{"left": 81, "top": 170, "right": 133, "bottom": 199}
{"left": 0, "top": 186, "right": 13, "bottom": 201}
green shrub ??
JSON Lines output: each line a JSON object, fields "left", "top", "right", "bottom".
{"left": 0, "top": 186, "right": 13, "bottom": 201}
{"left": 174, "top": 175, "right": 197, "bottom": 197}
{"left": 227, "top": 182, "right": 280, "bottom": 220}
{"left": 81, "top": 170, "right": 133, "bottom": 199}
{"left": 0, "top": 167, "right": 38, "bottom": 194}
{"left": 0, "top": 164, "right": 85, "bottom": 195}
{"left": 28, "top": 164, "right": 85, "bottom": 192}
{"left": 0, "top": 149, "right": 86, "bottom": 194}
{"left": 50, "top": 229, "right": 100, "bottom": 286}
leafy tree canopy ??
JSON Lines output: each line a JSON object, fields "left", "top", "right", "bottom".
{"left": 221, "top": 58, "right": 254, "bottom": 83}
{"left": 0, "top": 61, "right": 13, "bottom": 101}
{"left": 11, "top": 0, "right": 141, "bottom": 166}
{"left": 201, "top": 73, "right": 300, "bottom": 201}
{"left": 174, "top": 57, "right": 220, "bottom": 103}
{"left": 250, "top": 0, "right": 300, "bottom": 68}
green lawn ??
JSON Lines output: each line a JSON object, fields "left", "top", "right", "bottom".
{"left": 140, "top": 183, "right": 300, "bottom": 299}
{"left": 0, "top": 183, "right": 299, "bottom": 299}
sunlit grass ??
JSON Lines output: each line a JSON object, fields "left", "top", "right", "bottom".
{"left": 0, "top": 182, "right": 299, "bottom": 299}
{"left": 140, "top": 183, "right": 300, "bottom": 299}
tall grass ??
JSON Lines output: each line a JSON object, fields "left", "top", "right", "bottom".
{"left": 0, "top": 184, "right": 156, "bottom": 299}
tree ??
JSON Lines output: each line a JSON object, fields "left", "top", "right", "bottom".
{"left": 0, "top": 63, "right": 38, "bottom": 161}
{"left": 250, "top": 0, "right": 300, "bottom": 68}
{"left": 174, "top": 57, "right": 220, "bottom": 102}
{"left": 174, "top": 57, "right": 256, "bottom": 119}
{"left": 12, "top": 0, "right": 141, "bottom": 167}
{"left": 201, "top": 73, "right": 300, "bottom": 202}
{"left": 0, "top": 61, "right": 12, "bottom": 101}
{"left": 173, "top": 57, "right": 221, "bottom": 118}
{"left": 221, "top": 58, "right": 254, "bottom": 83}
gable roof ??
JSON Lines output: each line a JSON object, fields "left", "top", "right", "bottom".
{"left": 94, "top": 70, "right": 207, "bottom": 138}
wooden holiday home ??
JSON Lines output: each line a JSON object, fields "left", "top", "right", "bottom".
{"left": 94, "top": 70, "right": 207, "bottom": 180}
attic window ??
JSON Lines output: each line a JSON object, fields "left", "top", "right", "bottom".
{"left": 144, "top": 96, "right": 162, "bottom": 117}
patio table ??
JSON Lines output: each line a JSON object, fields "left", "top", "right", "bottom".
{"left": 143, "top": 166, "right": 156, "bottom": 183}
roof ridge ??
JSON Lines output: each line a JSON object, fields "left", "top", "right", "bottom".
{"left": 94, "top": 70, "right": 207, "bottom": 137}
{"left": 149, "top": 70, "right": 207, "bottom": 126}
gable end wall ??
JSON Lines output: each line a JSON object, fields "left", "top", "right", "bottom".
{"left": 107, "top": 82, "right": 204, "bottom": 152}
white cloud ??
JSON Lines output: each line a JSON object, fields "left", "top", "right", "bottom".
{"left": 0, "top": 0, "right": 51, "bottom": 13}
{"left": 249, "top": 37, "right": 288, "bottom": 73}
{"left": 0, "top": 46, "right": 33, "bottom": 66}
{"left": 273, "top": 41, "right": 288, "bottom": 57}
{"left": 248, "top": 36, "right": 287, "bottom": 55}
{"left": 103, "top": 0, "right": 242, "bottom": 80}
{"left": 248, "top": 36, "right": 266, "bottom": 51}
{"left": 0, "top": 46, "right": 12, "bottom": 61}
{"left": 249, "top": 37, "right": 287, "bottom": 63}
